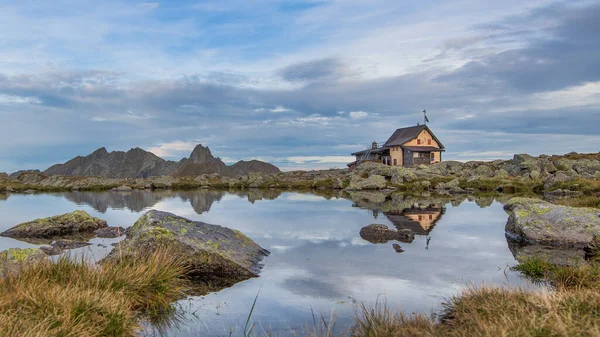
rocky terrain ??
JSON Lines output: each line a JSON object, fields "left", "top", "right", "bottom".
{"left": 2, "top": 152, "right": 599, "bottom": 198}
{"left": 43, "top": 144, "right": 279, "bottom": 178}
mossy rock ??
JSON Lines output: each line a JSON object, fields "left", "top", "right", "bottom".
{"left": 0, "top": 210, "right": 107, "bottom": 239}
{"left": 105, "top": 210, "right": 270, "bottom": 285}
{"left": 0, "top": 248, "right": 47, "bottom": 277}
{"left": 504, "top": 197, "right": 600, "bottom": 247}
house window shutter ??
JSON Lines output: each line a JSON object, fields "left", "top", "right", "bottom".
{"left": 417, "top": 139, "right": 421, "bottom": 145}
{"left": 428, "top": 139, "right": 431, "bottom": 145}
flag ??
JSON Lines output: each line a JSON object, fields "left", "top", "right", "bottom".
{"left": 423, "top": 110, "right": 429, "bottom": 123}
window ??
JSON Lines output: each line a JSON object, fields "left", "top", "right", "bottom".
{"left": 393, "top": 159, "right": 397, "bottom": 165}
{"left": 428, "top": 139, "right": 431, "bottom": 145}
{"left": 417, "top": 139, "right": 421, "bottom": 145}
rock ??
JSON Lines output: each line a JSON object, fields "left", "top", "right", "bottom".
{"left": 1, "top": 210, "right": 108, "bottom": 239}
{"left": 494, "top": 169, "right": 510, "bottom": 179}
{"left": 0, "top": 248, "right": 47, "bottom": 277}
{"left": 104, "top": 210, "right": 270, "bottom": 284}
{"left": 474, "top": 165, "right": 493, "bottom": 177}
{"left": 529, "top": 170, "right": 541, "bottom": 179}
{"left": 111, "top": 185, "right": 133, "bottom": 191}
{"left": 40, "top": 240, "right": 91, "bottom": 255}
{"left": 354, "top": 162, "right": 393, "bottom": 177}
{"left": 392, "top": 243, "right": 404, "bottom": 253}
{"left": 435, "top": 178, "right": 464, "bottom": 193}
{"left": 0, "top": 172, "right": 7, "bottom": 180}
{"left": 346, "top": 174, "right": 388, "bottom": 190}
{"left": 504, "top": 198, "right": 600, "bottom": 247}
{"left": 359, "top": 224, "right": 415, "bottom": 244}
{"left": 94, "top": 226, "right": 125, "bottom": 238}
{"left": 356, "top": 174, "right": 387, "bottom": 190}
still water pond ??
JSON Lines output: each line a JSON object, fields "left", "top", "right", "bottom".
{"left": 0, "top": 190, "right": 529, "bottom": 336}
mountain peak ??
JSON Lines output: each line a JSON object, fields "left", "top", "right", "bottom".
{"left": 189, "top": 144, "right": 215, "bottom": 163}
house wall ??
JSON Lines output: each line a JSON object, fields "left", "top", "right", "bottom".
{"left": 390, "top": 146, "right": 403, "bottom": 166}
{"left": 402, "top": 129, "right": 442, "bottom": 164}
{"left": 403, "top": 130, "right": 440, "bottom": 148}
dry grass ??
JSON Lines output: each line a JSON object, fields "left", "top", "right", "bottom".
{"left": 554, "top": 195, "right": 600, "bottom": 208}
{"left": 0, "top": 250, "right": 187, "bottom": 337}
{"left": 350, "top": 258, "right": 600, "bottom": 337}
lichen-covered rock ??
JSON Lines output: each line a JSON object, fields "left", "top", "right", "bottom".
{"left": 1, "top": 210, "right": 108, "bottom": 239}
{"left": 0, "top": 248, "right": 47, "bottom": 277}
{"left": 504, "top": 198, "right": 600, "bottom": 247}
{"left": 346, "top": 173, "right": 388, "bottom": 190}
{"left": 359, "top": 224, "right": 415, "bottom": 244}
{"left": 105, "top": 210, "right": 270, "bottom": 284}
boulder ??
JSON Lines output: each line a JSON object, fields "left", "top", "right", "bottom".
{"left": 0, "top": 210, "right": 108, "bottom": 239}
{"left": 347, "top": 174, "right": 387, "bottom": 190}
{"left": 0, "top": 172, "right": 7, "bottom": 180}
{"left": 105, "top": 210, "right": 269, "bottom": 284}
{"left": 435, "top": 178, "right": 464, "bottom": 193}
{"left": 474, "top": 165, "right": 493, "bottom": 177}
{"left": 354, "top": 162, "right": 393, "bottom": 177}
{"left": 0, "top": 248, "right": 47, "bottom": 277}
{"left": 504, "top": 198, "right": 600, "bottom": 247}
{"left": 359, "top": 224, "right": 415, "bottom": 244}
{"left": 94, "top": 226, "right": 125, "bottom": 238}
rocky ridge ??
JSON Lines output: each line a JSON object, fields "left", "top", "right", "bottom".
{"left": 1, "top": 152, "right": 599, "bottom": 197}
{"left": 43, "top": 144, "right": 279, "bottom": 179}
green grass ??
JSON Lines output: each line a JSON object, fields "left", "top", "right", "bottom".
{"left": 0, "top": 250, "right": 187, "bottom": 337}
{"left": 549, "top": 178, "right": 600, "bottom": 194}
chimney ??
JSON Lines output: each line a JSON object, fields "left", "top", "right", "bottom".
{"left": 372, "top": 141, "right": 378, "bottom": 149}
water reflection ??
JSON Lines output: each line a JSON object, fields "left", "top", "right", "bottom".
{"left": 0, "top": 190, "right": 530, "bottom": 336}
{"left": 57, "top": 189, "right": 286, "bottom": 214}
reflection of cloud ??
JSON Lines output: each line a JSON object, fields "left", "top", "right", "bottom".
{"left": 284, "top": 277, "right": 345, "bottom": 299}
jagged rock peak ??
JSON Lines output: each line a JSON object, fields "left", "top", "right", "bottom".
{"left": 91, "top": 147, "right": 108, "bottom": 156}
{"left": 189, "top": 144, "right": 215, "bottom": 163}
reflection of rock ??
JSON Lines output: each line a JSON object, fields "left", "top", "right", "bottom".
{"left": 63, "top": 190, "right": 179, "bottom": 213}
{"left": 177, "top": 191, "right": 225, "bottom": 214}
{"left": 94, "top": 226, "right": 125, "bottom": 238}
{"left": 40, "top": 240, "right": 91, "bottom": 255}
{"left": 359, "top": 224, "right": 414, "bottom": 244}
{"left": 105, "top": 210, "right": 270, "bottom": 286}
{"left": 392, "top": 243, "right": 404, "bottom": 253}
{"left": 506, "top": 235, "right": 586, "bottom": 265}
{"left": 1, "top": 210, "right": 107, "bottom": 239}
{"left": 0, "top": 248, "right": 47, "bottom": 277}
{"left": 475, "top": 197, "right": 495, "bottom": 208}
{"left": 504, "top": 197, "right": 600, "bottom": 247}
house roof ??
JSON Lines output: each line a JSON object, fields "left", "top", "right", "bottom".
{"left": 383, "top": 124, "right": 445, "bottom": 149}
{"left": 350, "top": 147, "right": 385, "bottom": 156}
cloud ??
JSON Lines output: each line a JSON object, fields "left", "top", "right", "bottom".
{"left": 278, "top": 58, "right": 346, "bottom": 83}
{"left": 0, "top": 0, "right": 598, "bottom": 172}
{"left": 91, "top": 110, "right": 153, "bottom": 123}
{"left": 146, "top": 141, "right": 197, "bottom": 158}
{"left": 349, "top": 111, "right": 369, "bottom": 119}
{"left": 0, "top": 94, "right": 41, "bottom": 105}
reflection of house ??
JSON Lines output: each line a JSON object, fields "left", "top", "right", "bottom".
{"left": 349, "top": 124, "right": 445, "bottom": 169}
{"left": 384, "top": 204, "right": 444, "bottom": 236}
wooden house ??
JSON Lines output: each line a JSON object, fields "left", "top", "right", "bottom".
{"left": 349, "top": 124, "right": 445, "bottom": 169}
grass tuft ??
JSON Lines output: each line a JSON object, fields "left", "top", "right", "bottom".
{"left": 0, "top": 250, "right": 187, "bottom": 337}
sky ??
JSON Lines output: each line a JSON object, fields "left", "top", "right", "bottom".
{"left": 0, "top": 0, "right": 599, "bottom": 172}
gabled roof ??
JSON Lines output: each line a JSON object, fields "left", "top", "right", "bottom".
{"left": 383, "top": 124, "right": 445, "bottom": 149}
